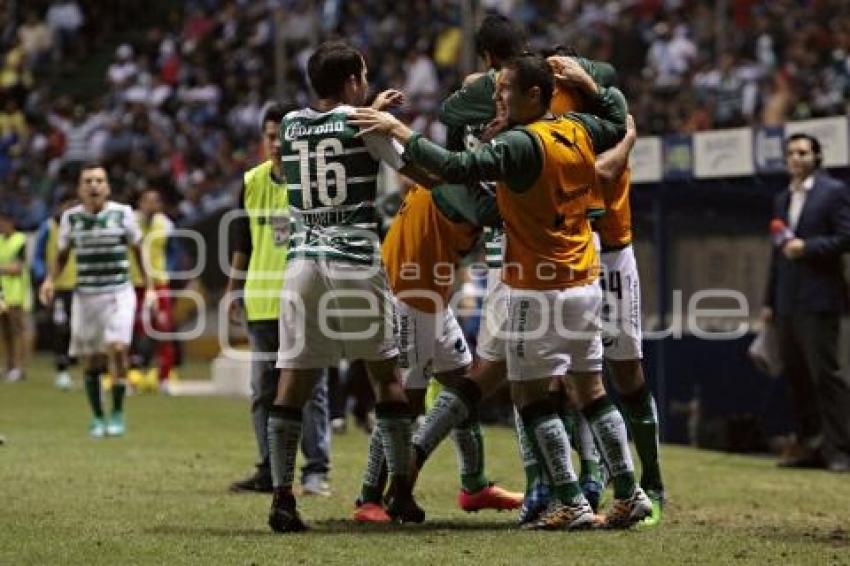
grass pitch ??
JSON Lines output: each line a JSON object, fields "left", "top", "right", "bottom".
{"left": 1, "top": 357, "right": 849, "bottom": 565}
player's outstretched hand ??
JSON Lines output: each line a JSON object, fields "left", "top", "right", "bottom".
{"left": 39, "top": 278, "right": 54, "bottom": 306}
{"left": 350, "top": 107, "right": 402, "bottom": 137}
{"left": 371, "top": 89, "right": 405, "bottom": 111}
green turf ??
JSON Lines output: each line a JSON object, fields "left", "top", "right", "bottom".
{"left": 1, "top": 357, "right": 849, "bottom": 565}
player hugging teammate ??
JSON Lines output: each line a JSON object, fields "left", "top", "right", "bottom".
{"left": 264, "top": 15, "right": 664, "bottom": 532}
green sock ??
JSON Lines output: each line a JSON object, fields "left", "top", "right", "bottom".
{"left": 413, "top": 388, "right": 470, "bottom": 458}
{"left": 359, "top": 427, "right": 387, "bottom": 503}
{"left": 267, "top": 407, "right": 302, "bottom": 490}
{"left": 375, "top": 403, "right": 413, "bottom": 487}
{"left": 574, "top": 412, "right": 603, "bottom": 482}
{"left": 452, "top": 422, "right": 488, "bottom": 493}
{"left": 513, "top": 408, "right": 542, "bottom": 493}
{"left": 521, "top": 408, "right": 583, "bottom": 505}
{"left": 582, "top": 396, "right": 636, "bottom": 500}
{"left": 84, "top": 370, "right": 103, "bottom": 418}
{"left": 621, "top": 385, "right": 663, "bottom": 493}
{"left": 112, "top": 379, "right": 126, "bottom": 414}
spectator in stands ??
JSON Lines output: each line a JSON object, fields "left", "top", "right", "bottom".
{"left": 46, "top": 0, "right": 84, "bottom": 56}
{"left": 645, "top": 22, "right": 697, "bottom": 91}
{"left": 763, "top": 133, "right": 850, "bottom": 473}
{"left": 18, "top": 10, "right": 52, "bottom": 72}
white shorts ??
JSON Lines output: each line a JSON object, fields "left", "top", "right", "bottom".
{"left": 69, "top": 285, "right": 136, "bottom": 356}
{"left": 599, "top": 245, "right": 642, "bottom": 360}
{"left": 505, "top": 283, "right": 603, "bottom": 382}
{"left": 276, "top": 258, "right": 398, "bottom": 369}
{"left": 476, "top": 268, "right": 508, "bottom": 362}
{"left": 396, "top": 299, "right": 472, "bottom": 390}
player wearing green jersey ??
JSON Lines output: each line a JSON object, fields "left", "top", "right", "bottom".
{"left": 226, "top": 103, "right": 331, "bottom": 497}
{"left": 40, "top": 164, "right": 154, "bottom": 438}
{"left": 413, "top": 17, "right": 615, "bottom": 524}
{"left": 266, "top": 41, "right": 430, "bottom": 533}
{"left": 353, "top": 54, "right": 652, "bottom": 530}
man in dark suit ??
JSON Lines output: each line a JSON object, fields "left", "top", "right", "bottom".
{"left": 764, "top": 133, "right": 850, "bottom": 472}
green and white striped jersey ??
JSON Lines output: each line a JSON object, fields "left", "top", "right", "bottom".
{"left": 58, "top": 201, "right": 141, "bottom": 293}
{"left": 483, "top": 225, "right": 504, "bottom": 269}
{"left": 280, "top": 105, "right": 405, "bottom": 264}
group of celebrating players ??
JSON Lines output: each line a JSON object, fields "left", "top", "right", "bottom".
{"left": 265, "top": 15, "right": 665, "bottom": 532}
{"left": 38, "top": 12, "right": 666, "bottom": 534}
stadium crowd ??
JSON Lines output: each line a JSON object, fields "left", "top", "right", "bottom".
{"left": 1, "top": 0, "right": 850, "bottom": 232}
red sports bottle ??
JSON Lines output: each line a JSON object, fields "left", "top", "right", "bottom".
{"left": 769, "top": 218, "right": 795, "bottom": 247}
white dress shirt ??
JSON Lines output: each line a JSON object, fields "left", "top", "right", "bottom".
{"left": 788, "top": 174, "right": 815, "bottom": 231}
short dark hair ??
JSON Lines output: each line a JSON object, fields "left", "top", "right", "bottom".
{"left": 506, "top": 55, "right": 554, "bottom": 111}
{"left": 261, "top": 102, "right": 285, "bottom": 127}
{"left": 786, "top": 133, "right": 823, "bottom": 168}
{"left": 307, "top": 41, "right": 364, "bottom": 99}
{"left": 475, "top": 13, "right": 525, "bottom": 65}
{"left": 539, "top": 44, "right": 578, "bottom": 58}
{"left": 78, "top": 161, "right": 107, "bottom": 182}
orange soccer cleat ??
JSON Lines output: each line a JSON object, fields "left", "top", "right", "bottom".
{"left": 353, "top": 501, "right": 391, "bottom": 523}
{"left": 458, "top": 483, "right": 524, "bottom": 512}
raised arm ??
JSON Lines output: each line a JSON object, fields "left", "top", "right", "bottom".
{"left": 595, "top": 115, "right": 636, "bottom": 185}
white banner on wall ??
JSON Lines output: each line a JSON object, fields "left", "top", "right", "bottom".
{"left": 630, "top": 136, "right": 663, "bottom": 184}
{"left": 785, "top": 116, "right": 849, "bottom": 168}
{"left": 693, "top": 128, "right": 754, "bottom": 178}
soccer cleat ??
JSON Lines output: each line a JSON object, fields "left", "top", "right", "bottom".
{"left": 106, "top": 412, "right": 125, "bottom": 437}
{"left": 458, "top": 483, "right": 523, "bottom": 512}
{"left": 89, "top": 417, "right": 107, "bottom": 439}
{"left": 636, "top": 489, "right": 664, "bottom": 529}
{"left": 580, "top": 477, "right": 605, "bottom": 513}
{"left": 604, "top": 486, "right": 653, "bottom": 529}
{"left": 55, "top": 371, "right": 73, "bottom": 391}
{"left": 386, "top": 494, "right": 426, "bottom": 524}
{"left": 523, "top": 500, "right": 598, "bottom": 531}
{"left": 353, "top": 501, "right": 391, "bottom": 523}
{"left": 230, "top": 469, "right": 273, "bottom": 493}
{"left": 268, "top": 490, "right": 308, "bottom": 533}
{"left": 517, "top": 480, "right": 551, "bottom": 526}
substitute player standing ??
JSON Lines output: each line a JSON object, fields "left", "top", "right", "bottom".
{"left": 40, "top": 164, "right": 154, "bottom": 438}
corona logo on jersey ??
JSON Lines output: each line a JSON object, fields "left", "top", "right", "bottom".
{"left": 284, "top": 120, "right": 345, "bottom": 141}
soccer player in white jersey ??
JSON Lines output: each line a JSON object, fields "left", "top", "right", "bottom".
{"left": 265, "top": 41, "right": 434, "bottom": 533}
{"left": 40, "top": 164, "right": 154, "bottom": 438}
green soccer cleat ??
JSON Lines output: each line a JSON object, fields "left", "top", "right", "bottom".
{"left": 89, "top": 417, "right": 107, "bottom": 439}
{"left": 106, "top": 412, "right": 125, "bottom": 437}
{"left": 637, "top": 490, "right": 664, "bottom": 529}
